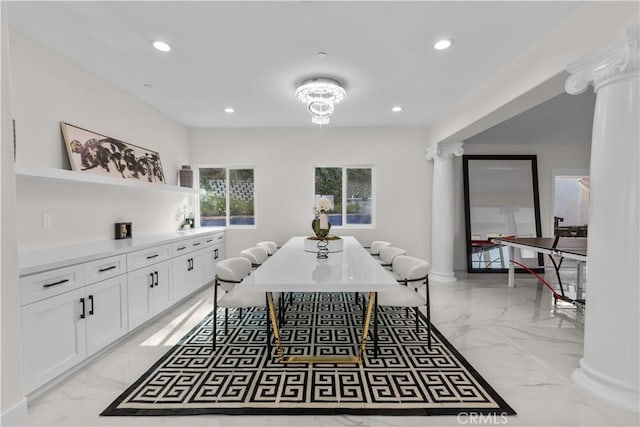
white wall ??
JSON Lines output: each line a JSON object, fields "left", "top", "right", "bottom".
{"left": 453, "top": 143, "right": 591, "bottom": 270}
{"left": 1, "top": 4, "right": 27, "bottom": 424}
{"left": 189, "top": 127, "right": 432, "bottom": 259}
{"left": 10, "top": 30, "right": 192, "bottom": 250}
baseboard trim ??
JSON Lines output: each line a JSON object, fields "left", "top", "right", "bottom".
{"left": 573, "top": 358, "right": 640, "bottom": 413}
{"left": 1, "top": 397, "right": 27, "bottom": 426}
{"left": 429, "top": 270, "right": 458, "bottom": 283}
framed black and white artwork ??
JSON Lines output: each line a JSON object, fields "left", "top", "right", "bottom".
{"left": 61, "top": 122, "right": 165, "bottom": 184}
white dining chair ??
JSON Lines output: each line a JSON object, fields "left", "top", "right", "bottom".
{"left": 366, "top": 240, "right": 392, "bottom": 258}
{"left": 240, "top": 246, "right": 270, "bottom": 268}
{"left": 213, "top": 257, "right": 278, "bottom": 352}
{"left": 256, "top": 241, "right": 278, "bottom": 256}
{"left": 354, "top": 245, "right": 405, "bottom": 309}
{"left": 257, "top": 240, "right": 296, "bottom": 306}
{"left": 213, "top": 257, "right": 252, "bottom": 333}
{"left": 239, "top": 246, "right": 286, "bottom": 319}
{"left": 378, "top": 246, "right": 407, "bottom": 270}
{"left": 372, "top": 255, "right": 432, "bottom": 349}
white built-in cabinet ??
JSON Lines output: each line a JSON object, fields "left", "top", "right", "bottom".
{"left": 20, "top": 254, "right": 127, "bottom": 393}
{"left": 127, "top": 260, "right": 172, "bottom": 330}
{"left": 19, "top": 228, "right": 225, "bottom": 395}
{"left": 203, "top": 233, "right": 226, "bottom": 284}
{"left": 84, "top": 275, "right": 129, "bottom": 356}
{"left": 126, "top": 243, "right": 173, "bottom": 330}
{"left": 172, "top": 237, "right": 205, "bottom": 301}
{"left": 21, "top": 287, "right": 87, "bottom": 394}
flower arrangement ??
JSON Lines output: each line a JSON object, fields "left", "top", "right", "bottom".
{"left": 312, "top": 196, "right": 332, "bottom": 216}
{"left": 177, "top": 205, "right": 194, "bottom": 230}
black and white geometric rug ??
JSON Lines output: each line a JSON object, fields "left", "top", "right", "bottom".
{"left": 102, "top": 293, "right": 515, "bottom": 416}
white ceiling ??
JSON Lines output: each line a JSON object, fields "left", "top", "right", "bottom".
{"left": 466, "top": 91, "right": 596, "bottom": 146}
{"left": 7, "top": 1, "right": 584, "bottom": 129}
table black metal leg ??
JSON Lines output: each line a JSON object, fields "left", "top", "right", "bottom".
{"left": 426, "top": 276, "right": 431, "bottom": 350}
{"left": 212, "top": 280, "right": 218, "bottom": 350}
{"left": 548, "top": 255, "right": 566, "bottom": 297}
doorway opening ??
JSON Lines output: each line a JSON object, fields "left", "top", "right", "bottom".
{"left": 554, "top": 175, "right": 590, "bottom": 237}
{"left": 549, "top": 174, "right": 590, "bottom": 306}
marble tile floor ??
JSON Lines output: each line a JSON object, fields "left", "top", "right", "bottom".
{"left": 21, "top": 273, "right": 638, "bottom": 427}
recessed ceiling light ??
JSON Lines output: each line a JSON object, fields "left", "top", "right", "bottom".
{"left": 152, "top": 40, "right": 172, "bottom": 52}
{"left": 434, "top": 38, "right": 454, "bottom": 51}
{"left": 317, "top": 51, "right": 327, "bottom": 59}
{"left": 392, "top": 106, "right": 403, "bottom": 112}
{"left": 224, "top": 107, "right": 234, "bottom": 113}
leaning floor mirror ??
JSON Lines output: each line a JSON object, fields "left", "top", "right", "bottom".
{"left": 463, "top": 155, "right": 543, "bottom": 273}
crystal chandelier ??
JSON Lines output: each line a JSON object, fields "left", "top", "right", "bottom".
{"left": 295, "top": 77, "right": 346, "bottom": 125}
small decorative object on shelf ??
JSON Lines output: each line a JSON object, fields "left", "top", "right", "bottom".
{"left": 178, "top": 165, "right": 193, "bottom": 188}
{"left": 178, "top": 205, "right": 195, "bottom": 230}
{"left": 115, "top": 222, "right": 132, "bottom": 240}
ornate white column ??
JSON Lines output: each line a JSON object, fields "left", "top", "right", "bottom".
{"left": 565, "top": 24, "right": 639, "bottom": 412}
{"left": 425, "top": 141, "right": 464, "bottom": 283}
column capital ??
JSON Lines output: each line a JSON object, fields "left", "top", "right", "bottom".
{"left": 566, "top": 24, "right": 639, "bottom": 95}
{"left": 425, "top": 141, "right": 464, "bottom": 161}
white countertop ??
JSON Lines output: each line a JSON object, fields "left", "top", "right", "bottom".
{"left": 19, "top": 227, "right": 225, "bottom": 276}
{"left": 245, "top": 236, "right": 398, "bottom": 292}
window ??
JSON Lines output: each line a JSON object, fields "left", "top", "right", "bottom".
{"left": 315, "top": 166, "right": 373, "bottom": 226}
{"left": 198, "top": 167, "right": 255, "bottom": 226}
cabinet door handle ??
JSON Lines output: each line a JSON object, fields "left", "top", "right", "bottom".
{"left": 193, "top": 242, "right": 201, "bottom": 246}
{"left": 217, "top": 236, "right": 224, "bottom": 240}
{"left": 177, "top": 246, "right": 187, "bottom": 251}
{"left": 146, "top": 254, "right": 159, "bottom": 260}
{"left": 214, "top": 248, "right": 219, "bottom": 260}
{"left": 43, "top": 278, "right": 69, "bottom": 288}
{"left": 79, "top": 298, "right": 86, "bottom": 319}
{"left": 149, "top": 272, "right": 155, "bottom": 288}
{"left": 88, "top": 295, "right": 94, "bottom": 315}
{"left": 206, "top": 239, "right": 213, "bottom": 243}
{"left": 154, "top": 271, "right": 159, "bottom": 287}
{"left": 98, "top": 265, "right": 117, "bottom": 273}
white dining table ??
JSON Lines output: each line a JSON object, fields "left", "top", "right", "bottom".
{"left": 242, "top": 235, "right": 399, "bottom": 364}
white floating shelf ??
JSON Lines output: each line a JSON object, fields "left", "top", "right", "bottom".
{"left": 15, "top": 166, "right": 198, "bottom": 194}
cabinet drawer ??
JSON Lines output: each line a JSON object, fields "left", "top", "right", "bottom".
{"left": 127, "top": 244, "right": 172, "bottom": 271}
{"left": 172, "top": 237, "right": 204, "bottom": 256}
{"left": 21, "top": 265, "right": 85, "bottom": 305}
{"left": 85, "top": 255, "right": 126, "bottom": 284}
{"left": 203, "top": 232, "right": 225, "bottom": 248}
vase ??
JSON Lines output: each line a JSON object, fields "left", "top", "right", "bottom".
{"left": 311, "top": 217, "right": 331, "bottom": 239}
{"left": 178, "top": 165, "right": 193, "bottom": 188}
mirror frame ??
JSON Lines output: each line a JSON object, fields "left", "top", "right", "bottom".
{"left": 462, "top": 154, "right": 543, "bottom": 273}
